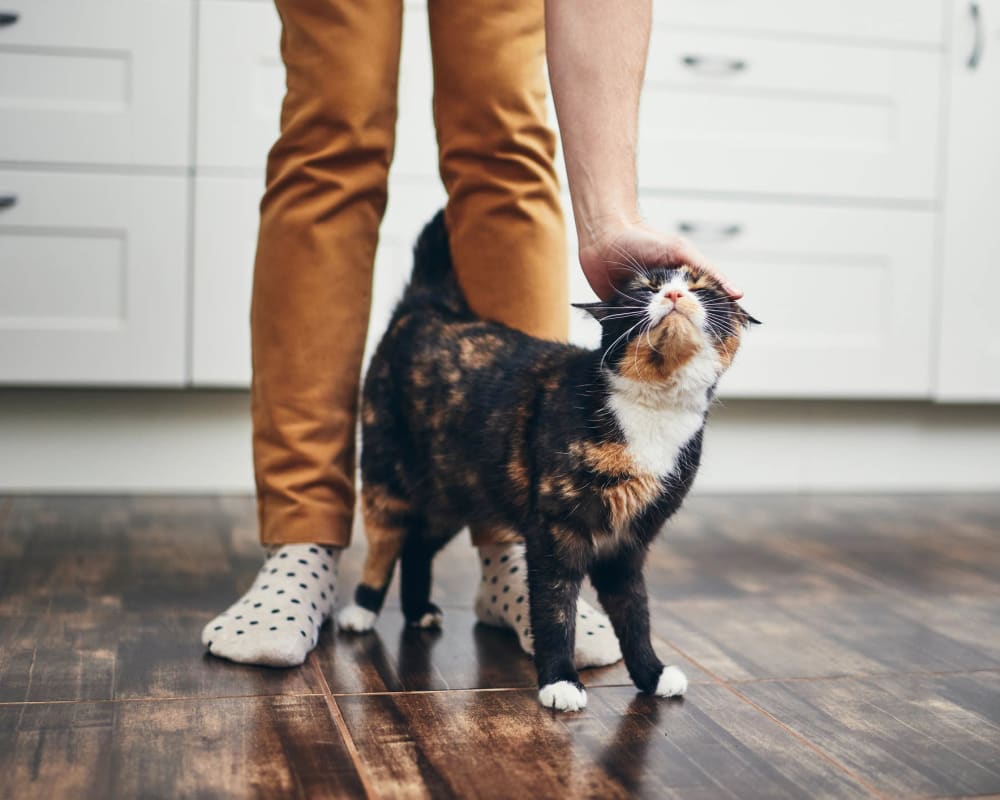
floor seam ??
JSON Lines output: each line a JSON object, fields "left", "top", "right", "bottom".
{"left": 309, "top": 653, "right": 380, "bottom": 800}
{"left": 0, "top": 692, "right": 328, "bottom": 707}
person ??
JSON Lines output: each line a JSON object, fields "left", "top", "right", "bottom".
{"left": 202, "top": 0, "right": 741, "bottom": 667}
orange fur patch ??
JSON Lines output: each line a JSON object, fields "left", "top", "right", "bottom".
{"left": 619, "top": 315, "right": 701, "bottom": 383}
{"left": 603, "top": 472, "right": 662, "bottom": 531}
{"left": 715, "top": 333, "right": 741, "bottom": 369}
{"left": 570, "top": 441, "right": 662, "bottom": 529}
{"left": 360, "top": 484, "right": 410, "bottom": 589}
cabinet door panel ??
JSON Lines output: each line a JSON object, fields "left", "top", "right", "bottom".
{"left": 655, "top": 0, "right": 946, "bottom": 46}
{"left": 191, "top": 175, "right": 446, "bottom": 387}
{"left": 0, "top": 171, "right": 188, "bottom": 385}
{"left": 936, "top": 0, "right": 1000, "bottom": 400}
{"left": 197, "top": 1, "right": 437, "bottom": 176}
{"left": 191, "top": 176, "right": 259, "bottom": 386}
{"left": 635, "top": 197, "right": 935, "bottom": 398}
{"left": 640, "top": 31, "right": 942, "bottom": 200}
{"left": 0, "top": 0, "right": 191, "bottom": 167}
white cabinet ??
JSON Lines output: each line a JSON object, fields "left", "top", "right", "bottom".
{"left": 196, "top": 1, "right": 282, "bottom": 170}
{"left": 2, "top": 0, "right": 991, "bottom": 404}
{"left": 936, "top": 0, "right": 1000, "bottom": 400}
{"left": 636, "top": 196, "right": 936, "bottom": 398}
{"left": 655, "top": 0, "right": 947, "bottom": 46}
{"left": 196, "top": 0, "right": 436, "bottom": 177}
{"left": 640, "top": 30, "right": 942, "bottom": 201}
{"left": 0, "top": 171, "right": 188, "bottom": 384}
{"left": 0, "top": 0, "right": 192, "bottom": 168}
{"left": 191, "top": 177, "right": 259, "bottom": 385}
{"left": 191, "top": 175, "right": 446, "bottom": 386}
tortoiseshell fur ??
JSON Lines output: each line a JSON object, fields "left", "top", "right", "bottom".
{"left": 348, "top": 211, "right": 754, "bottom": 705}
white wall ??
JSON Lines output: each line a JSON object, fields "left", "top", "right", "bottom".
{"left": 2, "top": 389, "right": 998, "bottom": 494}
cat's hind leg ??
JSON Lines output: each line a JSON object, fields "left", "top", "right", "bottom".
{"left": 400, "top": 533, "right": 448, "bottom": 629}
{"left": 337, "top": 483, "right": 414, "bottom": 633}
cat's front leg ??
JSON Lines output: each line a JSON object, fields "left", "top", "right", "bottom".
{"left": 591, "top": 548, "right": 687, "bottom": 698}
{"left": 525, "top": 525, "right": 587, "bottom": 711}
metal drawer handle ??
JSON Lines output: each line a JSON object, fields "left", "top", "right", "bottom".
{"left": 0, "top": 11, "right": 18, "bottom": 26}
{"left": 678, "top": 221, "right": 743, "bottom": 241}
{"left": 681, "top": 54, "right": 747, "bottom": 76}
{"left": 0, "top": 194, "right": 17, "bottom": 210}
{"left": 968, "top": 1, "right": 983, "bottom": 70}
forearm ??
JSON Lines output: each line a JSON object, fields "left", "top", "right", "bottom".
{"left": 545, "top": 0, "right": 652, "bottom": 249}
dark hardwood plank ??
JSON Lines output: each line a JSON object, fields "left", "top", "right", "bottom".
{"left": 337, "top": 684, "right": 872, "bottom": 800}
{"left": 649, "top": 594, "right": 999, "bottom": 683}
{"left": 646, "top": 494, "right": 1000, "bottom": 603}
{"left": 0, "top": 495, "right": 322, "bottom": 702}
{"left": 0, "top": 495, "right": 261, "bottom": 616}
{"left": 0, "top": 695, "right": 366, "bottom": 800}
{"left": 742, "top": 672, "right": 1000, "bottom": 798}
{"left": 0, "top": 609, "right": 325, "bottom": 703}
{"left": 316, "top": 606, "right": 707, "bottom": 694}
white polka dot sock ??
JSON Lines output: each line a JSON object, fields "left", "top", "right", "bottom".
{"left": 201, "top": 543, "right": 339, "bottom": 667}
{"left": 474, "top": 543, "right": 623, "bottom": 669}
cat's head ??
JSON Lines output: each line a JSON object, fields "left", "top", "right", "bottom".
{"left": 574, "top": 265, "right": 758, "bottom": 387}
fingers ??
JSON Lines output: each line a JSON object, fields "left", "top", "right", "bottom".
{"left": 669, "top": 238, "right": 743, "bottom": 300}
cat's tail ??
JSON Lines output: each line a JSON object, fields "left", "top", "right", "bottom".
{"left": 402, "top": 209, "right": 471, "bottom": 318}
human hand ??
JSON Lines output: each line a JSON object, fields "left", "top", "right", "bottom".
{"left": 578, "top": 220, "right": 743, "bottom": 301}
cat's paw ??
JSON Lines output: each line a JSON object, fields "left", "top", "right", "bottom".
{"left": 407, "top": 605, "right": 444, "bottom": 630}
{"left": 538, "top": 681, "right": 588, "bottom": 712}
{"left": 655, "top": 665, "right": 688, "bottom": 698}
{"left": 337, "top": 604, "right": 377, "bottom": 633}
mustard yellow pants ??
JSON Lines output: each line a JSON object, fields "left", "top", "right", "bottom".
{"left": 251, "top": 0, "right": 568, "bottom": 547}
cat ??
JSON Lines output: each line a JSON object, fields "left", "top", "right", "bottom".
{"left": 338, "top": 210, "right": 756, "bottom": 711}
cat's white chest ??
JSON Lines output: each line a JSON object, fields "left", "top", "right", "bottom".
{"left": 607, "top": 368, "right": 712, "bottom": 479}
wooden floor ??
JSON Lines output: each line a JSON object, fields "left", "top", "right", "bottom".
{"left": 1, "top": 494, "right": 999, "bottom": 799}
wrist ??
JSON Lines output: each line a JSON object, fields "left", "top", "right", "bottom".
{"left": 576, "top": 208, "right": 643, "bottom": 250}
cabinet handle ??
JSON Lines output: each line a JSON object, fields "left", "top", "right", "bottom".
{"left": 968, "top": 1, "right": 983, "bottom": 69}
{"left": 681, "top": 54, "right": 747, "bottom": 76}
{"left": 677, "top": 221, "right": 743, "bottom": 241}
{"left": 0, "top": 194, "right": 17, "bottom": 210}
{"left": 0, "top": 11, "right": 18, "bottom": 26}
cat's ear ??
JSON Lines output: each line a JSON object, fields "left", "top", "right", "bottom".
{"left": 572, "top": 302, "right": 616, "bottom": 323}
{"left": 738, "top": 305, "right": 762, "bottom": 326}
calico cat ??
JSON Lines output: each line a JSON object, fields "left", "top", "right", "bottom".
{"left": 338, "top": 210, "right": 756, "bottom": 711}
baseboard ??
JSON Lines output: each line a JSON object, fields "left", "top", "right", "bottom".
{"left": 0, "top": 389, "right": 998, "bottom": 494}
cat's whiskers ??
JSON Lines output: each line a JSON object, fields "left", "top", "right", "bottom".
{"left": 643, "top": 319, "right": 663, "bottom": 355}
{"left": 601, "top": 259, "right": 651, "bottom": 280}
{"left": 600, "top": 317, "right": 648, "bottom": 373}
{"left": 610, "top": 285, "right": 646, "bottom": 306}
{"left": 608, "top": 242, "right": 650, "bottom": 276}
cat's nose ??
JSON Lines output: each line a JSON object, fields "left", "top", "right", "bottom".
{"left": 665, "top": 290, "right": 683, "bottom": 303}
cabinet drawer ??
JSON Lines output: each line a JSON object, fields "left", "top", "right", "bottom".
{"left": 0, "top": 0, "right": 192, "bottom": 167}
{"left": 655, "top": 0, "right": 946, "bottom": 46}
{"left": 197, "top": 1, "right": 436, "bottom": 176}
{"left": 191, "top": 174, "right": 445, "bottom": 387}
{"left": 640, "top": 31, "right": 942, "bottom": 200}
{"left": 637, "top": 196, "right": 935, "bottom": 398}
{"left": 0, "top": 171, "right": 188, "bottom": 385}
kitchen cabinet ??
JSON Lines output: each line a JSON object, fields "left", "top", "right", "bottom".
{"left": 936, "top": 0, "right": 1000, "bottom": 400}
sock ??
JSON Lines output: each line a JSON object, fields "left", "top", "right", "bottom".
{"left": 474, "top": 542, "right": 623, "bottom": 669}
{"left": 201, "top": 543, "right": 339, "bottom": 667}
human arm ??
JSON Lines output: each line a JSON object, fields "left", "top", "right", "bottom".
{"left": 544, "top": 0, "right": 742, "bottom": 300}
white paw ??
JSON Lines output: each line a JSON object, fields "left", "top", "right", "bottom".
{"left": 655, "top": 665, "right": 688, "bottom": 698}
{"left": 538, "top": 681, "right": 588, "bottom": 712}
{"left": 412, "top": 610, "right": 443, "bottom": 629}
{"left": 337, "top": 604, "right": 377, "bottom": 632}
